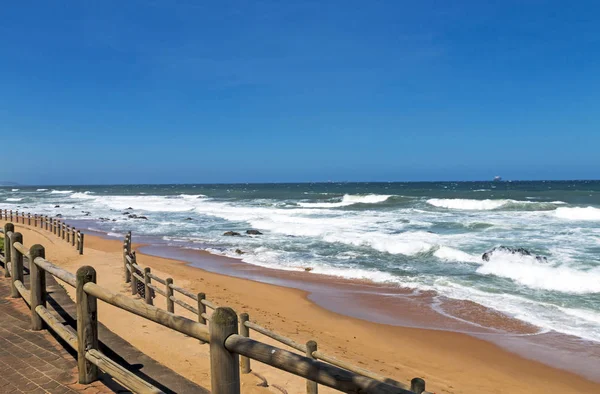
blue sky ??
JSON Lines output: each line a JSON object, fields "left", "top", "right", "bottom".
{"left": 1, "top": 1, "right": 598, "bottom": 184}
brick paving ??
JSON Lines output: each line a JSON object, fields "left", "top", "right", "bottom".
{"left": 0, "top": 276, "right": 115, "bottom": 394}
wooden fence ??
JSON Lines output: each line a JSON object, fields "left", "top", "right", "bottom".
{"left": 0, "top": 209, "right": 84, "bottom": 254}
{"left": 122, "top": 234, "right": 430, "bottom": 394}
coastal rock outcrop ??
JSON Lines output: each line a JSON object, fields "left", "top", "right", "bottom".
{"left": 223, "top": 231, "right": 241, "bottom": 236}
{"left": 246, "top": 229, "right": 262, "bottom": 235}
{"left": 235, "top": 249, "right": 244, "bottom": 254}
{"left": 482, "top": 246, "right": 547, "bottom": 263}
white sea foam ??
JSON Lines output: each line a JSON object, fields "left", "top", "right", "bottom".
{"left": 433, "top": 246, "right": 480, "bottom": 263}
{"left": 11, "top": 189, "right": 19, "bottom": 192}
{"left": 555, "top": 206, "right": 600, "bottom": 221}
{"left": 476, "top": 250, "right": 600, "bottom": 294}
{"left": 298, "top": 194, "right": 391, "bottom": 208}
{"left": 323, "top": 231, "right": 436, "bottom": 256}
{"left": 428, "top": 198, "right": 516, "bottom": 210}
{"left": 427, "top": 198, "right": 562, "bottom": 211}
{"left": 50, "top": 190, "right": 73, "bottom": 194}
{"left": 36, "top": 189, "right": 48, "bottom": 191}
{"left": 70, "top": 192, "right": 96, "bottom": 199}
{"left": 6, "top": 198, "right": 22, "bottom": 202}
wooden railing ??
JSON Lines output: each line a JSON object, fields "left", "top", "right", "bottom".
{"left": 0, "top": 209, "right": 84, "bottom": 254}
{"left": 122, "top": 233, "right": 430, "bottom": 394}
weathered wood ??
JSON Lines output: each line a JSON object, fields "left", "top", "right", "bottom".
{"left": 76, "top": 266, "right": 99, "bottom": 384}
{"left": 72, "top": 227, "right": 76, "bottom": 246}
{"left": 33, "top": 257, "right": 77, "bottom": 287}
{"left": 147, "top": 283, "right": 166, "bottom": 297}
{"left": 85, "top": 349, "right": 165, "bottom": 394}
{"left": 306, "top": 341, "right": 318, "bottom": 394}
{"left": 225, "top": 335, "right": 412, "bottom": 394}
{"left": 147, "top": 273, "right": 166, "bottom": 285}
{"left": 132, "top": 272, "right": 144, "bottom": 282}
{"left": 10, "top": 232, "right": 23, "bottom": 298}
{"left": 14, "top": 280, "right": 31, "bottom": 304}
{"left": 123, "top": 247, "right": 130, "bottom": 283}
{"left": 239, "top": 313, "right": 251, "bottom": 374}
{"left": 210, "top": 307, "right": 240, "bottom": 394}
{"left": 27, "top": 213, "right": 31, "bottom": 225}
{"left": 83, "top": 281, "right": 210, "bottom": 342}
{"left": 245, "top": 321, "right": 306, "bottom": 353}
{"left": 57, "top": 220, "right": 61, "bottom": 237}
{"left": 312, "top": 350, "right": 408, "bottom": 390}
{"left": 166, "top": 278, "right": 174, "bottom": 313}
{"left": 66, "top": 225, "right": 70, "bottom": 242}
{"left": 410, "top": 378, "right": 426, "bottom": 394}
{"left": 131, "top": 253, "right": 138, "bottom": 295}
{"left": 13, "top": 241, "right": 29, "bottom": 256}
{"left": 169, "top": 295, "right": 198, "bottom": 314}
{"left": 35, "top": 305, "right": 78, "bottom": 350}
{"left": 34, "top": 214, "right": 38, "bottom": 227}
{"left": 198, "top": 292, "right": 206, "bottom": 325}
{"left": 29, "top": 244, "right": 46, "bottom": 330}
{"left": 79, "top": 232, "right": 84, "bottom": 254}
{"left": 62, "top": 223, "right": 66, "bottom": 240}
{"left": 202, "top": 298, "right": 217, "bottom": 310}
{"left": 169, "top": 283, "right": 198, "bottom": 301}
{"left": 53, "top": 219, "right": 57, "bottom": 235}
{"left": 3, "top": 223, "right": 14, "bottom": 278}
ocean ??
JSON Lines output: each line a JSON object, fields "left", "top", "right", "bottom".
{"left": 2, "top": 181, "right": 600, "bottom": 345}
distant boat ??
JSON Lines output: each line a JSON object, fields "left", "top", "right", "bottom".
{"left": 493, "top": 176, "right": 503, "bottom": 182}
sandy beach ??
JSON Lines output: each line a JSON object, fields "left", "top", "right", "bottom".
{"left": 5, "top": 221, "right": 600, "bottom": 394}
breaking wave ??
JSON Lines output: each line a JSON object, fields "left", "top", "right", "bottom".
{"left": 427, "top": 198, "right": 564, "bottom": 211}
{"left": 555, "top": 207, "right": 600, "bottom": 221}
{"left": 298, "top": 194, "right": 392, "bottom": 208}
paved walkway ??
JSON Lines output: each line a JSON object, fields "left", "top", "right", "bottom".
{"left": 0, "top": 274, "right": 114, "bottom": 394}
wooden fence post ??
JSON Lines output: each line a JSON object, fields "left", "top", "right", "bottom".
{"left": 166, "top": 278, "right": 174, "bottom": 313}
{"left": 130, "top": 252, "right": 138, "bottom": 295}
{"left": 54, "top": 219, "right": 57, "bottom": 235}
{"left": 71, "top": 227, "right": 76, "bottom": 246}
{"left": 9, "top": 210, "right": 13, "bottom": 221}
{"left": 30, "top": 244, "right": 46, "bottom": 330}
{"left": 3, "top": 223, "right": 14, "bottom": 278}
{"left": 62, "top": 223, "right": 66, "bottom": 240}
{"left": 306, "top": 341, "right": 318, "bottom": 394}
{"left": 76, "top": 266, "right": 98, "bottom": 384}
{"left": 198, "top": 293, "right": 206, "bottom": 324}
{"left": 209, "top": 307, "right": 240, "bottom": 394}
{"left": 27, "top": 213, "right": 31, "bottom": 226}
{"left": 239, "top": 313, "right": 251, "bottom": 374}
{"left": 66, "top": 225, "right": 70, "bottom": 243}
{"left": 410, "top": 378, "right": 426, "bottom": 394}
{"left": 10, "top": 232, "right": 23, "bottom": 298}
{"left": 34, "top": 214, "right": 37, "bottom": 227}
{"left": 79, "top": 232, "right": 84, "bottom": 255}
{"left": 144, "top": 267, "right": 153, "bottom": 305}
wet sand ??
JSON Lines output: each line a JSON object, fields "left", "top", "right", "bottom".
{"left": 6, "top": 221, "right": 600, "bottom": 394}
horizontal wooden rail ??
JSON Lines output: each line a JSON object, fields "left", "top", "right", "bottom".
{"left": 83, "top": 282, "right": 210, "bottom": 342}
{"left": 169, "top": 283, "right": 198, "bottom": 300}
{"left": 169, "top": 295, "right": 198, "bottom": 315}
{"left": 147, "top": 283, "right": 167, "bottom": 297}
{"left": 147, "top": 273, "right": 166, "bottom": 285}
{"left": 13, "top": 280, "right": 31, "bottom": 305}
{"left": 85, "top": 349, "right": 165, "bottom": 394}
{"left": 13, "top": 242, "right": 29, "bottom": 257}
{"left": 132, "top": 272, "right": 144, "bottom": 282}
{"left": 35, "top": 305, "right": 78, "bottom": 350}
{"left": 33, "top": 257, "right": 76, "bottom": 287}
{"left": 225, "top": 334, "right": 413, "bottom": 394}
{"left": 313, "top": 351, "right": 408, "bottom": 390}
{"left": 244, "top": 321, "right": 306, "bottom": 353}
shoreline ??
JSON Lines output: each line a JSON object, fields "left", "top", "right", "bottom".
{"left": 4, "top": 221, "right": 600, "bottom": 393}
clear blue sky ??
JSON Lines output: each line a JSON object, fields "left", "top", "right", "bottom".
{"left": 1, "top": 1, "right": 598, "bottom": 185}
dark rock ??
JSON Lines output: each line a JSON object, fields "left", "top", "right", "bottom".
{"left": 126, "top": 207, "right": 133, "bottom": 210}
{"left": 304, "top": 267, "right": 313, "bottom": 272}
{"left": 128, "top": 214, "right": 137, "bottom": 219}
{"left": 137, "top": 216, "right": 148, "bottom": 220}
{"left": 184, "top": 217, "right": 193, "bottom": 221}
{"left": 223, "top": 231, "right": 241, "bottom": 236}
{"left": 55, "top": 214, "right": 62, "bottom": 218}
{"left": 54, "top": 205, "right": 60, "bottom": 208}
{"left": 112, "top": 219, "right": 116, "bottom": 222}
{"left": 235, "top": 249, "right": 245, "bottom": 255}
{"left": 482, "top": 246, "right": 547, "bottom": 263}
{"left": 246, "top": 230, "right": 263, "bottom": 235}
{"left": 123, "top": 212, "right": 130, "bottom": 215}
